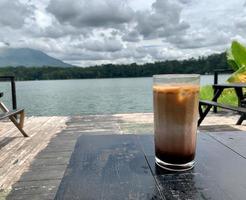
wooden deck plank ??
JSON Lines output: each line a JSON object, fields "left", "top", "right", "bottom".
{"left": 0, "top": 117, "right": 51, "bottom": 157}
{"left": 17, "top": 167, "right": 66, "bottom": 182}
{"left": 6, "top": 192, "right": 57, "bottom": 200}
{"left": 35, "top": 151, "right": 72, "bottom": 159}
{"left": 30, "top": 157, "right": 70, "bottom": 167}
{"left": 0, "top": 118, "right": 57, "bottom": 180}
{"left": 0, "top": 117, "right": 54, "bottom": 164}
{"left": 0, "top": 116, "right": 69, "bottom": 190}
{"left": 5, "top": 174, "right": 62, "bottom": 199}
{"left": 3, "top": 116, "right": 83, "bottom": 199}
{"left": 0, "top": 116, "right": 35, "bottom": 140}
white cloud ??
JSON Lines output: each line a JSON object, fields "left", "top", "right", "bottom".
{"left": 82, "top": 38, "right": 123, "bottom": 52}
{"left": 47, "top": 0, "right": 134, "bottom": 28}
{"left": 129, "top": 0, "right": 190, "bottom": 40}
{"left": 0, "top": 0, "right": 32, "bottom": 28}
{"left": 122, "top": 30, "right": 141, "bottom": 42}
{"left": 0, "top": 0, "right": 245, "bottom": 66}
{"left": 178, "top": 0, "right": 246, "bottom": 50}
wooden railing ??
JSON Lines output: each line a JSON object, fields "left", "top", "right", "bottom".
{"left": 0, "top": 76, "right": 17, "bottom": 110}
{"left": 213, "top": 69, "right": 233, "bottom": 85}
{"left": 213, "top": 69, "right": 233, "bottom": 113}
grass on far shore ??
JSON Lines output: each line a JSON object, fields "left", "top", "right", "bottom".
{"left": 200, "top": 85, "right": 238, "bottom": 106}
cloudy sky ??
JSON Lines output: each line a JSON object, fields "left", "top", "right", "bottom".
{"left": 0, "top": 0, "right": 246, "bottom": 66}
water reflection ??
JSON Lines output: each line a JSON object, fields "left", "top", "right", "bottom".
{"left": 154, "top": 164, "right": 205, "bottom": 199}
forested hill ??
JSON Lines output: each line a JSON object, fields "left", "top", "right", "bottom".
{"left": 0, "top": 52, "right": 230, "bottom": 81}
{"left": 0, "top": 48, "right": 73, "bottom": 67}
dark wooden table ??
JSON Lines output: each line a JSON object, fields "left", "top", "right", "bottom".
{"left": 55, "top": 131, "right": 246, "bottom": 200}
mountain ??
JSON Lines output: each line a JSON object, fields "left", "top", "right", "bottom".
{"left": 0, "top": 48, "right": 74, "bottom": 67}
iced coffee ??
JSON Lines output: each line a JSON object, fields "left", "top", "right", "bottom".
{"left": 153, "top": 75, "right": 200, "bottom": 171}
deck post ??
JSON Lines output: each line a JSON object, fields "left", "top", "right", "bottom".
{"left": 10, "top": 76, "right": 17, "bottom": 110}
{"left": 0, "top": 76, "right": 17, "bottom": 110}
{"left": 213, "top": 71, "right": 218, "bottom": 113}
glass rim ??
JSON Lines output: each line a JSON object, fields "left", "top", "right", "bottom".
{"left": 153, "top": 74, "right": 200, "bottom": 79}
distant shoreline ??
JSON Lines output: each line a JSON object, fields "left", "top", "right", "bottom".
{"left": 0, "top": 52, "right": 229, "bottom": 81}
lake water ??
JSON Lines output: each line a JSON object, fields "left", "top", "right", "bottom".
{"left": 0, "top": 75, "right": 229, "bottom": 116}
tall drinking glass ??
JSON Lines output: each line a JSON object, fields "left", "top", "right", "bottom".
{"left": 153, "top": 74, "right": 200, "bottom": 171}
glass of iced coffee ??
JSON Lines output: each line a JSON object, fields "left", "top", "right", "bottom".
{"left": 153, "top": 74, "right": 200, "bottom": 171}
